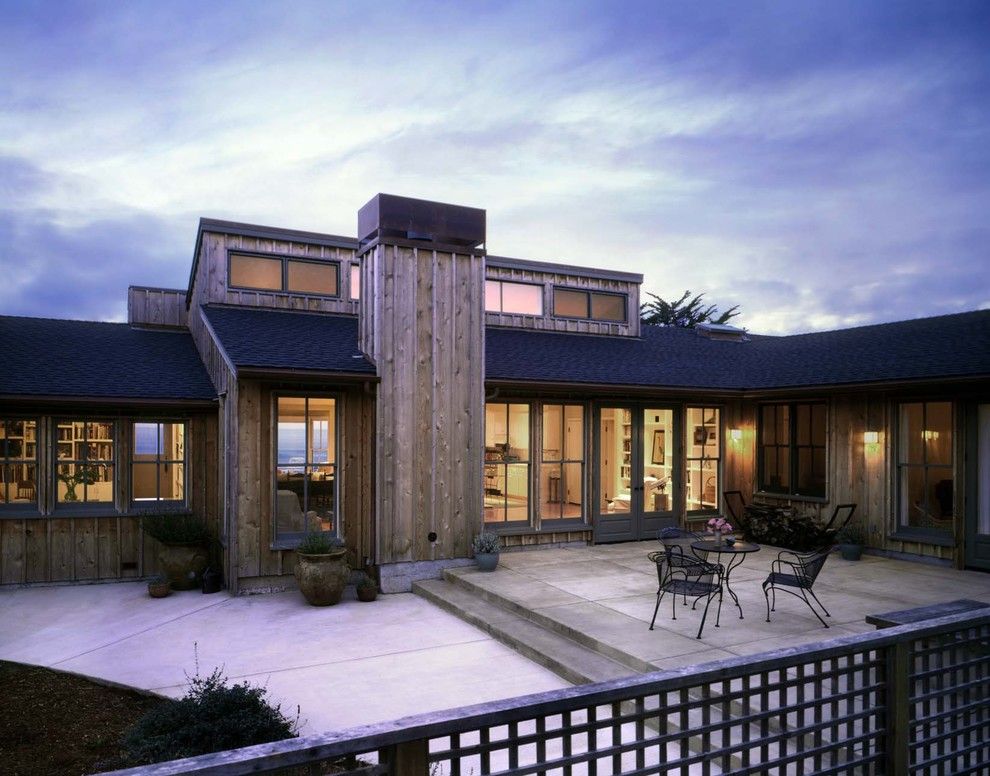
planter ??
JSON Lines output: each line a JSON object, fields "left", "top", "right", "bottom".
{"left": 839, "top": 543, "right": 864, "bottom": 561}
{"left": 475, "top": 552, "right": 499, "bottom": 572}
{"left": 357, "top": 585, "right": 378, "bottom": 602}
{"left": 201, "top": 566, "right": 223, "bottom": 594}
{"left": 148, "top": 579, "right": 171, "bottom": 598}
{"left": 295, "top": 549, "right": 349, "bottom": 606}
{"left": 157, "top": 542, "right": 209, "bottom": 590}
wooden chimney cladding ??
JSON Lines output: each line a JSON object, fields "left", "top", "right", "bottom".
{"left": 362, "top": 244, "right": 485, "bottom": 564}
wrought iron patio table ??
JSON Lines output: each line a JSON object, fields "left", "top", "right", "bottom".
{"left": 691, "top": 540, "right": 761, "bottom": 619}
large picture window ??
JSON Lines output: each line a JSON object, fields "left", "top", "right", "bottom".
{"left": 0, "top": 419, "right": 38, "bottom": 508}
{"left": 275, "top": 397, "right": 337, "bottom": 541}
{"left": 484, "top": 403, "right": 530, "bottom": 525}
{"left": 759, "top": 403, "right": 826, "bottom": 498}
{"left": 485, "top": 280, "right": 543, "bottom": 315}
{"left": 55, "top": 421, "right": 115, "bottom": 505}
{"left": 541, "top": 404, "right": 584, "bottom": 522}
{"left": 552, "top": 288, "right": 626, "bottom": 322}
{"left": 229, "top": 253, "right": 339, "bottom": 297}
{"left": 897, "top": 401, "right": 953, "bottom": 534}
{"left": 686, "top": 407, "right": 720, "bottom": 513}
{"left": 132, "top": 422, "right": 186, "bottom": 504}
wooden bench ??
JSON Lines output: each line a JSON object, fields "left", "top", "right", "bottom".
{"left": 866, "top": 598, "right": 990, "bottom": 629}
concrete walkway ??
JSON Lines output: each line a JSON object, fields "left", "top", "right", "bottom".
{"left": 419, "top": 543, "right": 990, "bottom": 677}
{"left": 0, "top": 583, "right": 568, "bottom": 734}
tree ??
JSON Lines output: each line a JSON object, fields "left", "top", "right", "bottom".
{"left": 640, "top": 290, "right": 740, "bottom": 328}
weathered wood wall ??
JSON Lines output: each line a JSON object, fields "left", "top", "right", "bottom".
{"left": 484, "top": 263, "right": 641, "bottom": 337}
{"left": 0, "top": 413, "right": 219, "bottom": 585}
{"left": 127, "top": 286, "right": 188, "bottom": 328}
{"left": 362, "top": 244, "right": 485, "bottom": 565}
{"left": 193, "top": 230, "right": 359, "bottom": 314}
{"left": 233, "top": 382, "right": 375, "bottom": 583}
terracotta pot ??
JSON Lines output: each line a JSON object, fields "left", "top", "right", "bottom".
{"left": 148, "top": 580, "right": 171, "bottom": 598}
{"left": 157, "top": 542, "right": 209, "bottom": 590}
{"left": 295, "top": 550, "right": 349, "bottom": 606}
{"left": 475, "top": 552, "right": 499, "bottom": 572}
{"left": 357, "top": 585, "right": 377, "bottom": 602}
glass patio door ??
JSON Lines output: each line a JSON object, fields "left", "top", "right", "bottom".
{"left": 965, "top": 403, "right": 990, "bottom": 570}
{"left": 596, "top": 406, "right": 677, "bottom": 542}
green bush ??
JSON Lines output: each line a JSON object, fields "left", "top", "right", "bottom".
{"left": 736, "top": 508, "right": 835, "bottom": 552}
{"left": 142, "top": 513, "right": 210, "bottom": 545}
{"left": 122, "top": 668, "right": 297, "bottom": 765}
{"left": 472, "top": 531, "right": 502, "bottom": 554}
{"left": 296, "top": 532, "right": 345, "bottom": 554}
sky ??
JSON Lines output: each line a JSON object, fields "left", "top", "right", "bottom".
{"left": 1, "top": 0, "right": 988, "bottom": 334}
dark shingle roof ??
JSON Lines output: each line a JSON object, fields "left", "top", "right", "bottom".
{"left": 0, "top": 316, "right": 216, "bottom": 401}
{"left": 202, "top": 305, "right": 375, "bottom": 375}
{"left": 486, "top": 310, "right": 990, "bottom": 390}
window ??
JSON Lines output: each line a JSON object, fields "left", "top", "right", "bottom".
{"left": 56, "top": 421, "right": 115, "bottom": 505}
{"left": 275, "top": 397, "right": 337, "bottom": 541}
{"left": 552, "top": 288, "right": 626, "bottom": 322}
{"left": 759, "top": 403, "right": 826, "bottom": 497}
{"left": 229, "top": 253, "right": 339, "bottom": 297}
{"left": 541, "top": 404, "right": 585, "bottom": 522}
{"left": 485, "top": 280, "right": 543, "bottom": 315}
{"left": 686, "top": 407, "right": 720, "bottom": 513}
{"left": 484, "top": 403, "right": 530, "bottom": 525}
{"left": 0, "top": 419, "right": 38, "bottom": 508}
{"left": 897, "top": 401, "right": 953, "bottom": 534}
{"left": 350, "top": 263, "right": 361, "bottom": 300}
{"left": 132, "top": 422, "right": 186, "bottom": 504}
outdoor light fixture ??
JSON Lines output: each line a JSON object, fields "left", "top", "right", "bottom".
{"left": 923, "top": 430, "right": 940, "bottom": 441}
{"left": 863, "top": 431, "right": 879, "bottom": 444}
{"left": 729, "top": 428, "right": 742, "bottom": 441}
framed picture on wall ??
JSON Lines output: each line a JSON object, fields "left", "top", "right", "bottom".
{"left": 693, "top": 426, "right": 707, "bottom": 445}
{"left": 652, "top": 429, "right": 665, "bottom": 464}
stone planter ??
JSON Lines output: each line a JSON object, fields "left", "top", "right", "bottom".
{"left": 475, "top": 552, "right": 499, "bottom": 572}
{"left": 839, "top": 543, "right": 864, "bottom": 561}
{"left": 157, "top": 542, "right": 209, "bottom": 590}
{"left": 295, "top": 549, "right": 349, "bottom": 606}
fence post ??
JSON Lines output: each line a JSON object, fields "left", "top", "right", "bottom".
{"left": 381, "top": 739, "right": 430, "bottom": 776}
{"left": 885, "top": 640, "right": 911, "bottom": 774}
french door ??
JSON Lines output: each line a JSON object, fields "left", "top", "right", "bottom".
{"left": 595, "top": 405, "right": 678, "bottom": 542}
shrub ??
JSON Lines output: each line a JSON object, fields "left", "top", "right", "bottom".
{"left": 354, "top": 571, "right": 376, "bottom": 590}
{"left": 142, "top": 513, "right": 210, "bottom": 545}
{"left": 736, "top": 508, "right": 835, "bottom": 552}
{"left": 472, "top": 532, "right": 502, "bottom": 555}
{"left": 121, "top": 668, "right": 297, "bottom": 765}
{"left": 296, "top": 532, "right": 345, "bottom": 554}
{"left": 836, "top": 523, "right": 866, "bottom": 545}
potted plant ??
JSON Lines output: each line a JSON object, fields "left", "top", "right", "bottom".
{"left": 295, "top": 532, "right": 348, "bottom": 606}
{"left": 706, "top": 516, "right": 735, "bottom": 546}
{"left": 147, "top": 574, "right": 171, "bottom": 598}
{"left": 355, "top": 571, "right": 378, "bottom": 602}
{"left": 142, "top": 513, "right": 211, "bottom": 590}
{"left": 836, "top": 524, "right": 866, "bottom": 561}
{"left": 472, "top": 531, "right": 502, "bottom": 572}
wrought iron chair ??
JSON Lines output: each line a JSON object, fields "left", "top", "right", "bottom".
{"left": 821, "top": 503, "right": 857, "bottom": 536}
{"left": 762, "top": 548, "right": 832, "bottom": 628}
{"left": 658, "top": 526, "right": 703, "bottom": 556}
{"left": 723, "top": 490, "right": 747, "bottom": 525}
{"left": 649, "top": 546, "right": 724, "bottom": 639}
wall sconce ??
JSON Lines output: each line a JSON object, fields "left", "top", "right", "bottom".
{"left": 729, "top": 428, "right": 742, "bottom": 442}
{"left": 923, "top": 430, "right": 939, "bottom": 441}
{"left": 863, "top": 431, "right": 879, "bottom": 444}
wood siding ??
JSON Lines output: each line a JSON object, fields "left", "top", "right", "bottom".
{"left": 484, "top": 264, "right": 641, "bottom": 337}
{"left": 363, "top": 244, "right": 485, "bottom": 565}
{"left": 127, "top": 287, "right": 188, "bottom": 327}
{"left": 0, "top": 414, "right": 219, "bottom": 585}
{"left": 192, "top": 230, "right": 359, "bottom": 314}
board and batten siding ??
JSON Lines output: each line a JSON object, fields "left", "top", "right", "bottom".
{"left": 127, "top": 287, "right": 188, "bottom": 328}
{"left": 192, "top": 230, "right": 359, "bottom": 314}
{"left": 361, "top": 243, "right": 485, "bottom": 565}
{"left": 484, "top": 264, "right": 641, "bottom": 338}
{"left": 0, "top": 414, "right": 220, "bottom": 585}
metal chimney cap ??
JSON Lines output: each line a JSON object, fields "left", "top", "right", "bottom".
{"left": 358, "top": 193, "right": 486, "bottom": 253}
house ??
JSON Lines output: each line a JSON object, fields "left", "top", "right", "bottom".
{"left": 2, "top": 194, "right": 988, "bottom": 593}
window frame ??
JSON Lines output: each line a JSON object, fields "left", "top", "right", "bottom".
{"left": 53, "top": 419, "right": 117, "bottom": 512}
{"left": 0, "top": 417, "right": 40, "bottom": 514}
{"left": 130, "top": 421, "right": 189, "bottom": 508}
{"left": 485, "top": 279, "right": 545, "bottom": 316}
{"left": 685, "top": 406, "right": 722, "bottom": 515}
{"left": 551, "top": 286, "right": 628, "bottom": 323}
{"left": 272, "top": 393, "right": 341, "bottom": 548}
{"left": 757, "top": 401, "right": 828, "bottom": 500}
{"left": 894, "top": 400, "right": 955, "bottom": 540}
{"left": 484, "top": 401, "right": 534, "bottom": 530}
{"left": 227, "top": 250, "right": 341, "bottom": 299}
{"left": 539, "top": 403, "right": 588, "bottom": 526}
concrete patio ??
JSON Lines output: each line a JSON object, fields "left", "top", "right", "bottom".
{"left": 2, "top": 543, "right": 988, "bottom": 743}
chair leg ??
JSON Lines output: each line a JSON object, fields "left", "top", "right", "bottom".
{"left": 763, "top": 581, "right": 772, "bottom": 623}
{"left": 808, "top": 589, "right": 831, "bottom": 619}
{"left": 649, "top": 590, "right": 663, "bottom": 631}
{"left": 800, "top": 588, "right": 829, "bottom": 628}
{"left": 697, "top": 588, "right": 716, "bottom": 639}
{"left": 715, "top": 585, "right": 723, "bottom": 628}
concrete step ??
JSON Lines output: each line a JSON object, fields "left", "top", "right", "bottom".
{"left": 413, "top": 578, "right": 634, "bottom": 686}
